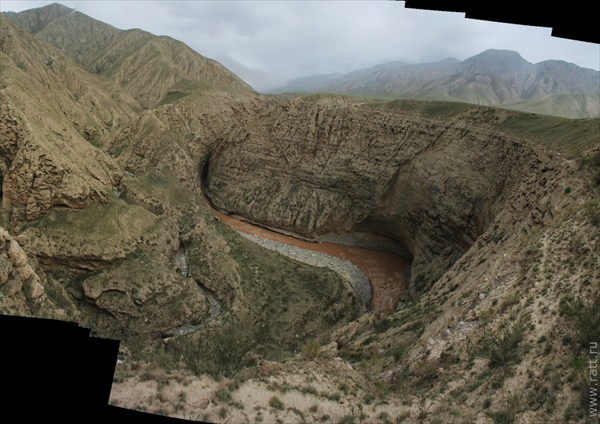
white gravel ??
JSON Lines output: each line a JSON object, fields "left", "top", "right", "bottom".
{"left": 239, "top": 232, "right": 372, "bottom": 307}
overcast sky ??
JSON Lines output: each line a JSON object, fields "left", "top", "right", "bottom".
{"left": 2, "top": 1, "right": 599, "bottom": 91}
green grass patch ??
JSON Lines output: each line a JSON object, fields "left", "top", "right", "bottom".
{"left": 154, "top": 90, "right": 189, "bottom": 108}
{"left": 498, "top": 115, "right": 599, "bottom": 157}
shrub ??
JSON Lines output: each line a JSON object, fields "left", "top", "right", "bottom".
{"left": 269, "top": 396, "right": 285, "bottom": 410}
{"left": 374, "top": 379, "right": 391, "bottom": 398}
{"left": 559, "top": 291, "right": 600, "bottom": 350}
{"left": 584, "top": 201, "right": 600, "bottom": 227}
{"left": 215, "top": 387, "right": 232, "bottom": 403}
{"left": 411, "top": 360, "right": 440, "bottom": 388}
{"left": 478, "top": 316, "right": 527, "bottom": 368}
{"left": 301, "top": 339, "right": 321, "bottom": 360}
{"left": 338, "top": 382, "right": 350, "bottom": 394}
{"left": 328, "top": 392, "right": 341, "bottom": 402}
{"left": 377, "top": 411, "right": 391, "bottom": 422}
{"left": 500, "top": 293, "right": 520, "bottom": 312}
{"left": 300, "top": 385, "right": 319, "bottom": 396}
{"left": 373, "top": 313, "right": 393, "bottom": 333}
{"left": 586, "top": 152, "right": 600, "bottom": 186}
{"left": 490, "top": 391, "right": 520, "bottom": 424}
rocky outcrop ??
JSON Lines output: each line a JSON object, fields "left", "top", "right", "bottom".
{"left": 79, "top": 256, "right": 210, "bottom": 337}
{"left": 3, "top": 138, "right": 117, "bottom": 222}
{"left": 0, "top": 227, "right": 45, "bottom": 301}
{"left": 0, "top": 226, "right": 65, "bottom": 318}
{"left": 204, "top": 99, "right": 567, "bottom": 291}
{"left": 0, "top": 17, "right": 132, "bottom": 225}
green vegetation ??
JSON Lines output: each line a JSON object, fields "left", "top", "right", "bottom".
{"left": 301, "top": 339, "right": 321, "bottom": 360}
{"left": 215, "top": 387, "right": 232, "bottom": 403}
{"left": 501, "top": 91, "right": 600, "bottom": 119}
{"left": 269, "top": 396, "right": 285, "bottom": 410}
{"left": 167, "top": 316, "right": 255, "bottom": 378}
{"left": 498, "top": 115, "right": 599, "bottom": 157}
{"left": 154, "top": 90, "right": 189, "bottom": 108}
{"left": 585, "top": 151, "right": 600, "bottom": 187}
{"left": 476, "top": 316, "right": 527, "bottom": 368}
{"left": 490, "top": 391, "right": 521, "bottom": 424}
{"left": 585, "top": 200, "right": 600, "bottom": 227}
{"left": 221, "top": 232, "right": 362, "bottom": 355}
{"left": 30, "top": 196, "right": 158, "bottom": 245}
{"left": 559, "top": 291, "right": 600, "bottom": 351}
{"left": 372, "top": 313, "right": 394, "bottom": 333}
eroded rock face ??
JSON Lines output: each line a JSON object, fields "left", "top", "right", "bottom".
{"left": 3, "top": 9, "right": 598, "bottom": 422}
{"left": 0, "top": 103, "right": 123, "bottom": 224}
{"left": 0, "top": 226, "right": 56, "bottom": 316}
{"left": 204, "top": 99, "right": 563, "bottom": 290}
{"left": 2, "top": 9, "right": 591, "bottom": 388}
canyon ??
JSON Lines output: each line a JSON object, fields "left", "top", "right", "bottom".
{"left": 1, "top": 4, "right": 599, "bottom": 423}
{"left": 204, "top": 190, "right": 409, "bottom": 312}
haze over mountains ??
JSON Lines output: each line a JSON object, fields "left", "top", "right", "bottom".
{"left": 1, "top": 3, "right": 599, "bottom": 422}
{"left": 274, "top": 49, "right": 600, "bottom": 118}
{"left": 6, "top": 3, "right": 598, "bottom": 118}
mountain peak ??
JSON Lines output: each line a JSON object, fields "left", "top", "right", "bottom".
{"left": 39, "top": 2, "right": 73, "bottom": 12}
{"left": 272, "top": 48, "right": 597, "bottom": 117}
{"left": 4, "top": 3, "right": 74, "bottom": 34}
{"left": 459, "top": 49, "right": 532, "bottom": 74}
{"left": 4, "top": 4, "right": 254, "bottom": 107}
{"left": 5, "top": 4, "right": 122, "bottom": 70}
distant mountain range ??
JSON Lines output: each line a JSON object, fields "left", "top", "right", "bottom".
{"left": 273, "top": 49, "right": 600, "bottom": 118}
{"left": 3, "top": 4, "right": 598, "bottom": 119}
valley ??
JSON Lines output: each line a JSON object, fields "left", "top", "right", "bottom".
{"left": 204, "top": 190, "right": 410, "bottom": 312}
{"left": 0, "top": 4, "right": 599, "bottom": 423}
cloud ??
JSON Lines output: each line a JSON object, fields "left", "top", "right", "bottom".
{"left": 2, "top": 1, "right": 598, "bottom": 91}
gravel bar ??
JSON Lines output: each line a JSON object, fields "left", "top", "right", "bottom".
{"left": 239, "top": 232, "right": 372, "bottom": 308}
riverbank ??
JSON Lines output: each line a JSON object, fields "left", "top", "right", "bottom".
{"left": 239, "top": 232, "right": 372, "bottom": 308}
{"left": 204, "top": 193, "right": 410, "bottom": 312}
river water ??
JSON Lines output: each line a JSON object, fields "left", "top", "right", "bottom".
{"left": 205, "top": 197, "right": 410, "bottom": 312}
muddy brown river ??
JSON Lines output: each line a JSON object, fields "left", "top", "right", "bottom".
{"left": 204, "top": 196, "right": 409, "bottom": 312}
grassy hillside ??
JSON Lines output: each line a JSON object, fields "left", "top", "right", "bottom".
{"left": 96, "top": 33, "right": 254, "bottom": 108}
{"left": 498, "top": 114, "right": 600, "bottom": 157}
{"left": 275, "top": 50, "right": 599, "bottom": 119}
{"left": 3, "top": 4, "right": 254, "bottom": 109}
{"left": 300, "top": 94, "right": 600, "bottom": 157}
{"left": 500, "top": 91, "right": 600, "bottom": 119}
{"left": 2, "top": 6, "right": 599, "bottom": 423}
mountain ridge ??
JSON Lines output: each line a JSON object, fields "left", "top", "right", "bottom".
{"left": 274, "top": 49, "right": 600, "bottom": 118}
{"left": 3, "top": 3, "right": 254, "bottom": 108}
{"left": 1, "top": 4, "right": 599, "bottom": 423}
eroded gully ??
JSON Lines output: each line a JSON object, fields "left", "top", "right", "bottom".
{"left": 166, "top": 191, "right": 412, "bottom": 338}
